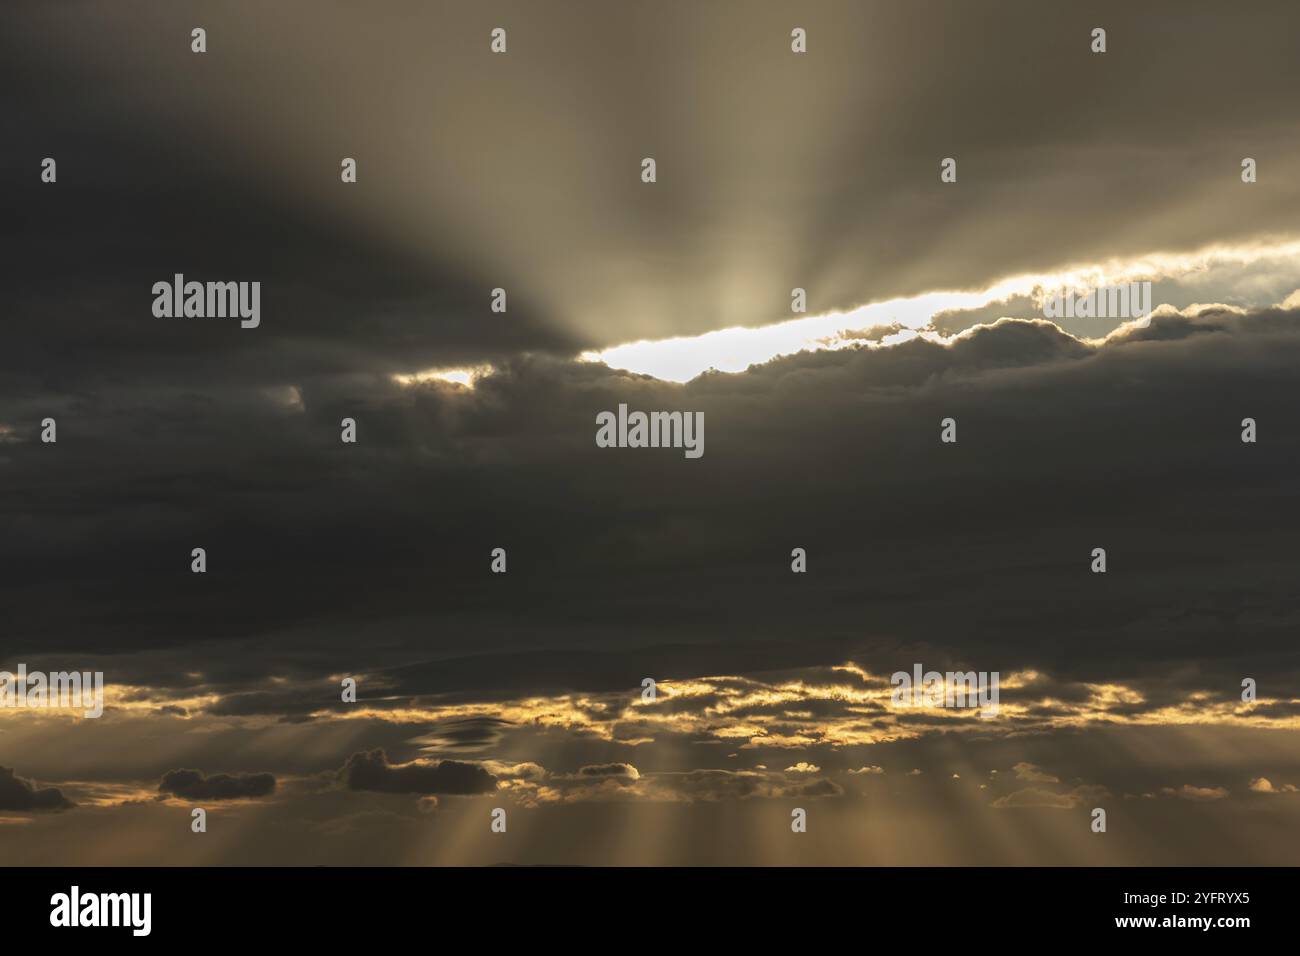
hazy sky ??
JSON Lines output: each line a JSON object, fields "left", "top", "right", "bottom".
{"left": 3, "top": 0, "right": 1300, "bottom": 865}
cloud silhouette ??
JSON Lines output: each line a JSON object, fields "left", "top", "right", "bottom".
{"left": 159, "top": 769, "right": 276, "bottom": 801}
{"left": 0, "top": 767, "right": 74, "bottom": 812}
{"left": 341, "top": 750, "right": 498, "bottom": 796}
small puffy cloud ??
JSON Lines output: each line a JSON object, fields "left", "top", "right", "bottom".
{"left": 577, "top": 763, "right": 640, "bottom": 780}
{"left": 784, "top": 762, "right": 820, "bottom": 774}
{"left": 1008, "top": 764, "right": 1060, "bottom": 785}
{"left": 848, "top": 766, "right": 884, "bottom": 775}
{"left": 1248, "top": 777, "right": 1297, "bottom": 794}
{"left": 159, "top": 768, "right": 276, "bottom": 801}
{"left": 0, "top": 767, "right": 74, "bottom": 812}
{"left": 1012, "top": 762, "right": 1060, "bottom": 784}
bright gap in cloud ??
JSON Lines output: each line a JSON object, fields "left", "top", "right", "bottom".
{"left": 580, "top": 236, "right": 1300, "bottom": 383}
{"left": 392, "top": 367, "right": 488, "bottom": 389}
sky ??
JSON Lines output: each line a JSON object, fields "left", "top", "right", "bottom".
{"left": 2, "top": 0, "right": 1300, "bottom": 865}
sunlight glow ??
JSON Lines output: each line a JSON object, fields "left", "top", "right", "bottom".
{"left": 580, "top": 236, "right": 1300, "bottom": 382}
{"left": 391, "top": 366, "right": 491, "bottom": 389}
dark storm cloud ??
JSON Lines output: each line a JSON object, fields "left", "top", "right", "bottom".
{"left": 4, "top": 304, "right": 1300, "bottom": 716}
{"left": 341, "top": 749, "right": 498, "bottom": 795}
{"left": 3, "top": 7, "right": 1298, "bottom": 717}
{"left": 0, "top": 767, "right": 75, "bottom": 812}
{"left": 158, "top": 768, "right": 276, "bottom": 801}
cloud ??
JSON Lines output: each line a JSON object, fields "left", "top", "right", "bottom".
{"left": 158, "top": 769, "right": 276, "bottom": 801}
{"left": 5, "top": 0, "right": 1300, "bottom": 867}
{"left": 992, "top": 788, "right": 1077, "bottom": 810}
{"left": 9, "top": 304, "right": 1300, "bottom": 735}
{"left": 640, "top": 770, "right": 767, "bottom": 802}
{"left": 411, "top": 717, "right": 513, "bottom": 754}
{"left": 0, "top": 767, "right": 74, "bottom": 812}
{"left": 577, "top": 763, "right": 640, "bottom": 780}
{"left": 1161, "top": 785, "right": 1229, "bottom": 802}
{"left": 1013, "top": 762, "right": 1060, "bottom": 784}
{"left": 1248, "top": 777, "right": 1297, "bottom": 793}
{"left": 992, "top": 784, "right": 1109, "bottom": 810}
{"left": 794, "top": 777, "right": 844, "bottom": 798}
{"left": 341, "top": 750, "right": 497, "bottom": 796}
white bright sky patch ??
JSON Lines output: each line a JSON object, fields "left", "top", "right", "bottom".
{"left": 581, "top": 236, "right": 1300, "bottom": 383}
{"left": 582, "top": 291, "right": 976, "bottom": 382}
{"left": 392, "top": 367, "right": 487, "bottom": 388}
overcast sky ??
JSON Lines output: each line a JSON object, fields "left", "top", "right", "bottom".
{"left": 3, "top": 0, "right": 1300, "bottom": 865}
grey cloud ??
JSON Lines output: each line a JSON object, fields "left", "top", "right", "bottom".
{"left": 158, "top": 768, "right": 277, "bottom": 801}
{"left": 793, "top": 778, "right": 844, "bottom": 798}
{"left": 0, "top": 767, "right": 75, "bottom": 812}
{"left": 992, "top": 788, "right": 1079, "bottom": 810}
{"left": 341, "top": 750, "right": 498, "bottom": 796}
{"left": 1013, "top": 762, "right": 1061, "bottom": 784}
{"left": 5, "top": 307, "right": 1300, "bottom": 714}
{"left": 1161, "top": 784, "right": 1229, "bottom": 802}
{"left": 577, "top": 763, "right": 640, "bottom": 779}
{"left": 411, "top": 717, "right": 513, "bottom": 754}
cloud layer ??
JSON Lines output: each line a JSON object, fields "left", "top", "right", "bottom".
{"left": 3, "top": 0, "right": 1300, "bottom": 865}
